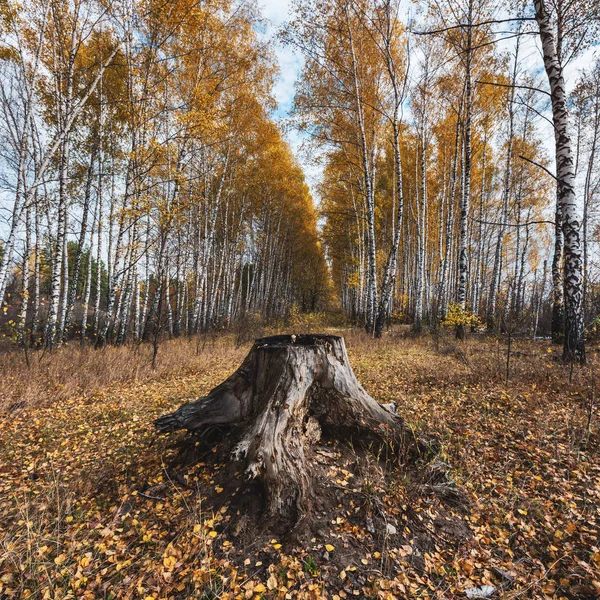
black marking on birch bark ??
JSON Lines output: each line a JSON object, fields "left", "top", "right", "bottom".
{"left": 534, "top": 0, "right": 585, "bottom": 363}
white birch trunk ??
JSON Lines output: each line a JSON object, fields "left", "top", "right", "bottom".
{"left": 534, "top": 0, "right": 585, "bottom": 362}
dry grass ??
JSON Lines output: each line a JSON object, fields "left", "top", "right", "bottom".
{"left": 0, "top": 334, "right": 248, "bottom": 412}
{"left": 0, "top": 329, "right": 598, "bottom": 599}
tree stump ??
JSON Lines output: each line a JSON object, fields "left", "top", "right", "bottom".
{"left": 155, "top": 334, "right": 423, "bottom": 527}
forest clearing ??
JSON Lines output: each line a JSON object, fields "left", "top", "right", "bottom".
{"left": 2, "top": 0, "right": 600, "bottom": 597}
{"left": 0, "top": 331, "right": 598, "bottom": 599}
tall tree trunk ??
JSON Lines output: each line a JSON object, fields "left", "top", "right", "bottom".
{"left": 64, "top": 142, "right": 97, "bottom": 338}
{"left": 472, "top": 136, "right": 487, "bottom": 318}
{"left": 374, "top": 7, "right": 407, "bottom": 338}
{"left": 346, "top": 8, "right": 377, "bottom": 333}
{"left": 31, "top": 192, "right": 41, "bottom": 342}
{"left": 550, "top": 200, "right": 564, "bottom": 341}
{"left": 57, "top": 211, "right": 70, "bottom": 341}
{"left": 456, "top": 2, "right": 473, "bottom": 340}
{"left": 81, "top": 199, "right": 96, "bottom": 342}
{"left": 438, "top": 107, "right": 461, "bottom": 320}
{"left": 581, "top": 94, "right": 599, "bottom": 320}
{"left": 46, "top": 140, "right": 69, "bottom": 347}
{"left": 487, "top": 38, "right": 518, "bottom": 330}
{"left": 533, "top": 259, "right": 548, "bottom": 339}
{"left": 534, "top": 0, "right": 585, "bottom": 362}
{"left": 414, "top": 133, "right": 427, "bottom": 332}
{"left": 18, "top": 206, "right": 32, "bottom": 346}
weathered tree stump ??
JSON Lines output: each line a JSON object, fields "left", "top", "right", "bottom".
{"left": 155, "top": 334, "right": 423, "bottom": 526}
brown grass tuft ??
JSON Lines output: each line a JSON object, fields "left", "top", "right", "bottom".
{"left": 0, "top": 335, "right": 248, "bottom": 412}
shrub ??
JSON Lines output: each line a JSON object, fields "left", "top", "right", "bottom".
{"left": 441, "top": 302, "right": 481, "bottom": 330}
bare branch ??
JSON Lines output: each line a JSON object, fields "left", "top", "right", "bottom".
{"left": 518, "top": 154, "right": 557, "bottom": 180}
{"left": 411, "top": 18, "right": 536, "bottom": 35}
{"left": 469, "top": 215, "right": 555, "bottom": 227}
{"left": 476, "top": 80, "right": 551, "bottom": 97}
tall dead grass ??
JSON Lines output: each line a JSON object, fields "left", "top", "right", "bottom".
{"left": 344, "top": 326, "right": 598, "bottom": 398}
{"left": 0, "top": 334, "right": 248, "bottom": 411}
{"left": 1, "top": 327, "right": 595, "bottom": 412}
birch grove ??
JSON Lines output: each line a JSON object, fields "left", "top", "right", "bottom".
{"left": 1, "top": 0, "right": 600, "bottom": 365}
{"left": 0, "top": 0, "right": 328, "bottom": 349}
{"left": 286, "top": 0, "right": 599, "bottom": 363}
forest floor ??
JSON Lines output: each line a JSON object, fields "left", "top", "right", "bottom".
{"left": 0, "top": 330, "right": 599, "bottom": 599}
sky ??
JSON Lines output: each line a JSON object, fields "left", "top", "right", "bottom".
{"left": 258, "top": 0, "right": 325, "bottom": 193}
{"left": 259, "top": 0, "right": 299, "bottom": 117}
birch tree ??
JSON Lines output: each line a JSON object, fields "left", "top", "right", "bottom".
{"left": 532, "top": 0, "right": 598, "bottom": 362}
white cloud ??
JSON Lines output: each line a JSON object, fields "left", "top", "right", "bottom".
{"left": 258, "top": 0, "right": 301, "bottom": 115}
{"left": 272, "top": 44, "right": 303, "bottom": 116}
{"left": 259, "top": 0, "right": 293, "bottom": 27}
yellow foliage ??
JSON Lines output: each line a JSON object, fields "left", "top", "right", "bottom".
{"left": 441, "top": 302, "right": 482, "bottom": 329}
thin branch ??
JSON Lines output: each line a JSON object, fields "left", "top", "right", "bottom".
{"left": 518, "top": 155, "right": 557, "bottom": 180}
{"left": 469, "top": 215, "right": 555, "bottom": 227}
{"left": 412, "top": 18, "right": 536, "bottom": 35}
{"left": 513, "top": 97, "right": 554, "bottom": 128}
{"left": 477, "top": 80, "right": 551, "bottom": 97}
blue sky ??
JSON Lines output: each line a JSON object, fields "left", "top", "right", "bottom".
{"left": 260, "top": 0, "right": 299, "bottom": 117}
{"left": 258, "top": 0, "right": 325, "bottom": 194}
